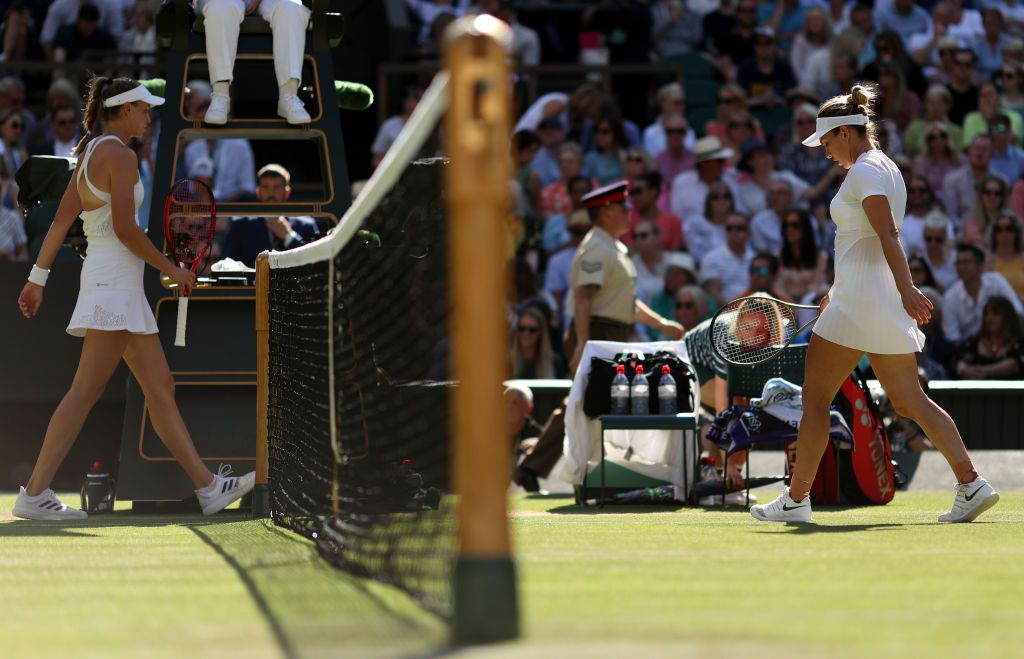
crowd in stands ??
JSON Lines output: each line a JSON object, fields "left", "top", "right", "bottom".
{"left": 382, "top": 0, "right": 1024, "bottom": 383}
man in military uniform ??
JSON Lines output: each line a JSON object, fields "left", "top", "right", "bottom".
{"left": 514, "top": 180, "right": 685, "bottom": 491}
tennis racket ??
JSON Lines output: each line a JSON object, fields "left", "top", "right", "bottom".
{"left": 163, "top": 178, "right": 216, "bottom": 347}
{"left": 709, "top": 295, "right": 820, "bottom": 366}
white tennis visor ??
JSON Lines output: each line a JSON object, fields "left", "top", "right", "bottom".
{"left": 103, "top": 84, "right": 166, "bottom": 108}
{"left": 801, "top": 114, "right": 868, "bottom": 147}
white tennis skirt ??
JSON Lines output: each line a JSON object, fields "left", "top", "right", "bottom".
{"left": 813, "top": 235, "right": 925, "bottom": 354}
{"left": 67, "top": 239, "right": 158, "bottom": 338}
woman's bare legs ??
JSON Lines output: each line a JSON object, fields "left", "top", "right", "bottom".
{"left": 123, "top": 333, "right": 214, "bottom": 489}
{"left": 24, "top": 330, "right": 131, "bottom": 496}
{"left": 789, "top": 334, "right": 865, "bottom": 502}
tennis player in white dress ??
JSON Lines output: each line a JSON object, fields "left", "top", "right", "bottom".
{"left": 751, "top": 84, "right": 999, "bottom": 524}
{"left": 13, "top": 76, "right": 254, "bottom": 520}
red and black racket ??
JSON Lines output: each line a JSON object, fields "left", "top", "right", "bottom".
{"left": 163, "top": 178, "right": 216, "bottom": 347}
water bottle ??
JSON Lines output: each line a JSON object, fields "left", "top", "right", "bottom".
{"left": 610, "top": 364, "right": 630, "bottom": 414}
{"left": 630, "top": 365, "right": 649, "bottom": 415}
{"left": 658, "top": 365, "right": 677, "bottom": 415}
{"left": 80, "top": 460, "right": 115, "bottom": 514}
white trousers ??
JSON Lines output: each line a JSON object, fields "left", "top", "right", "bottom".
{"left": 194, "top": 0, "right": 310, "bottom": 89}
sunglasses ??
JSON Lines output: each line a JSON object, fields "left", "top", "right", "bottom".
{"left": 718, "top": 96, "right": 740, "bottom": 104}
{"left": 1002, "top": 71, "right": 1017, "bottom": 79}
{"left": 983, "top": 188, "right": 1005, "bottom": 197}
{"left": 796, "top": 118, "right": 816, "bottom": 125}
{"left": 675, "top": 301, "right": 696, "bottom": 310}
{"left": 626, "top": 155, "right": 645, "bottom": 163}
{"left": 783, "top": 222, "right": 802, "bottom": 229}
{"left": 629, "top": 187, "right": 647, "bottom": 195}
{"left": 517, "top": 325, "right": 540, "bottom": 334}
{"left": 729, "top": 121, "right": 754, "bottom": 129}
{"left": 909, "top": 186, "right": 929, "bottom": 193}
{"left": 665, "top": 128, "right": 686, "bottom": 135}
{"left": 926, "top": 133, "right": 947, "bottom": 141}
{"left": 995, "top": 224, "right": 1017, "bottom": 233}
{"left": 597, "top": 127, "right": 613, "bottom": 134}
{"left": 570, "top": 227, "right": 590, "bottom": 236}
{"left": 7, "top": 122, "right": 23, "bottom": 130}
{"left": 955, "top": 59, "right": 974, "bottom": 67}
{"left": 737, "top": 6, "right": 755, "bottom": 13}
{"left": 991, "top": 124, "right": 1010, "bottom": 134}
{"left": 54, "top": 118, "right": 77, "bottom": 126}
{"left": 925, "top": 236, "right": 945, "bottom": 243}
{"left": 909, "top": 265, "right": 925, "bottom": 273}
{"left": 633, "top": 231, "right": 652, "bottom": 239}
{"left": 726, "top": 225, "right": 748, "bottom": 232}
{"left": 709, "top": 192, "right": 732, "bottom": 200}
{"left": 749, "top": 265, "right": 771, "bottom": 276}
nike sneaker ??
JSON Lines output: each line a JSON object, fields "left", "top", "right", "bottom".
{"left": 938, "top": 477, "right": 999, "bottom": 523}
{"left": 749, "top": 486, "right": 813, "bottom": 523}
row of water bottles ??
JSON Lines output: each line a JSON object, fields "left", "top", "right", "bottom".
{"left": 610, "top": 364, "right": 677, "bottom": 415}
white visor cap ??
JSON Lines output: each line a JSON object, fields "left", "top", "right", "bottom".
{"left": 103, "top": 84, "right": 166, "bottom": 108}
{"left": 801, "top": 114, "right": 868, "bottom": 147}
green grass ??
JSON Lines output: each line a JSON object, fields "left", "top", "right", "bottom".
{"left": 2, "top": 492, "right": 1022, "bottom": 658}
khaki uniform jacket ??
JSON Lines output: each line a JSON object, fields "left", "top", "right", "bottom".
{"left": 567, "top": 226, "right": 637, "bottom": 325}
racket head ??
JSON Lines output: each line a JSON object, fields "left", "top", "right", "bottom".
{"left": 164, "top": 178, "right": 216, "bottom": 271}
{"left": 710, "top": 295, "right": 802, "bottom": 366}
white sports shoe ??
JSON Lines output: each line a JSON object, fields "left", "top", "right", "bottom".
{"left": 195, "top": 464, "right": 255, "bottom": 516}
{"left": 12, "top": 487, "right": 88, "bottom": 520}
{"left": 204, "top": 91, "right": 230, "bottom": 125}
{"left": 749, "top": 487, "right": 813, "bottom": 523}
{"left": 938, "top": 477, "right": 999, "bottom": 523}
{"left": 277, "top": 93, "right": 311, "bottom": 124}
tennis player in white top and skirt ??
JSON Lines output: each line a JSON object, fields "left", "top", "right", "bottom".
{"left": 751, "top": 83, "right": 999, "bottom": 524}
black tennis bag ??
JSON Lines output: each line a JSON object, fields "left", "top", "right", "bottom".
{"left": 583, "top": 350, "right": 693, "bottom": 417}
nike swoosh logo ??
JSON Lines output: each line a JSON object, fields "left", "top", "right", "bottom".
{"left": 965, "top": 485, "right": 987, "bottom": 501}
{"left": 782, "top": 503, "right": 807, "bottom": 511}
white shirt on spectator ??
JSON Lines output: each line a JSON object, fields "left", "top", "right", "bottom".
{"left": 731, "top": 171, "right": 809, "bottom": 217}
{"left": 0, "top": 205, "right": 26, "bottom": 258}
{"left": 941, "top": 271, "right": 1023, "bottom": 342}
{"left": 701, "top": 244, "right": 753, "bottom": 302}
{"left": 947, "top": 7, "right": 985, "bottom": 44}
{"left": 925, "top": 250, "right": 959, "bottom": 291}
{"left": 669, "top": 169, "right": 740, "bottom": 223}
{"left": 53, "top": 135, "right": 77, "bottom": 158}
{"left": 642, "top": 121, "right": 697, "bottom": 157}
{"left": 509, "top": 21, "right": 541, "bottom": 67}
{"left": 750, "top": 208, "right": 783, "bottom": 254}
{"left": 683, "top": 214, "right": 726, "bottom": 265}
{"left": 632, "top": 254, "right": 667, "bottom": 304}
{"left": 41, "top": 0, "right": 126, "bottom": 44}
{"left": 544, "top": 245, "right": 576, "bottom": 326}
{"left": 183, "top": 139, "right": 256, "bottom": 202}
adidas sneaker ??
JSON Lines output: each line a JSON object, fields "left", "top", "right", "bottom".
{"left": 195, "top": 464, "right": 255, "bottom": 516}
{"left": 12, "top": 487, "right": 88, "bottom": 520}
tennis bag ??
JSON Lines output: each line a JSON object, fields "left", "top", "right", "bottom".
{"left": 785, "top": 368, "right": 897, "bottom": 505}
{"left": 583, "top": 350, "right": 693, "bottom": 417}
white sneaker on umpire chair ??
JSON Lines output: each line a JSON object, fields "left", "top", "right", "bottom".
{"left": 938, "top": 477, "right": 999, "bottom": 523}
{"left": 277, "top": 93, "right": 311, "bottom": 124}
{"left": 204, "top": 91, "right": 230, "bottom": 125}
{"left": 195, "top": 464, "right": 256, "bottom": 516}
{"left": 749, "top": 487, "right": 813, "bottom": 523}
{"left": 12, "top": 487, "right": 88, "bottom": 520}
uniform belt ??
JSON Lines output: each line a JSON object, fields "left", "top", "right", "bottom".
{"left": 590, "top": 316, "right": 632, "bottom": 330}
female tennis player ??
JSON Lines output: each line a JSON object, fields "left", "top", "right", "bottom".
{"left": 751, "top": 83, "right": 999, "bottom": 523}
{"left": 12, "top": 76, "right": 254, "bottom": 520}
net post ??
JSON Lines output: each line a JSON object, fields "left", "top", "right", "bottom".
{"left": 444, "top": 15, "right": 519, "bottom": 645}
{"left": 253, "top": 251, "right": 271, "bottom": 518}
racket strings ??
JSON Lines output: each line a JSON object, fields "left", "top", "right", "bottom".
{"left": 711, "top": 297, "right": 799, "bottom": 365}
{"left": 166, "top": 180, "right": 215, "bottom": 268}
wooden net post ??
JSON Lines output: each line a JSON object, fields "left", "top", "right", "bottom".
{"left": 443, "top": 15, "right": 519, "bottom": 645}
{"left": 253, "top": 252, "right": 270, "bottom": 517}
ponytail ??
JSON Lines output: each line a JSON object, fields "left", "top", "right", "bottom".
{"left": 73, "top": 75, "right": 140, "bottom": 155}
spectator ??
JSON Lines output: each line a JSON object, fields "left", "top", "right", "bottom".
{"left": 505, "top": 384, "right": 535, "bottom": 455}
{"left": 801, "top": 31, "right": 863, "bottom": 99}
{"left": 486, "top": 0, "right": 540, "bottom": 68}
{"left": 630, "top": 219, "right": 667, "bottom": 303}
{"left": 942, "top": 242, "right": 1023, "bottom": 343}
{"left": 874, "top": 63, "right": 922, "bottom": 131}
{"left": 183, "top": 126, "right": 256, "bottom": 202}
{"left": 0, "top": 166, "right": 27, "bottom": 261}
{"left": 750, "top": 178, "right": 794, "bottom": 254}
{"left": 718, "top": 0, "right": 759, "bottom": 69}
{"left": 568, "top": 84, "right": 642, "bottom": 153}
{"left": 183, "top": 79, "right": 212, "bottom": 120}
{"left": 993, "top": 0, "right": 1024, "bottom": 37}
{"left": 541, "top": 143, "right": 587, "bottom": 217}
{"left": 649, "top": 254, "right": 703, "bottom": 339}
{"left": 624, "top": 172, "right": 683, "bottom": 252}
{"left": 515, "top": 91, "right": 568, "bottom": 134}
{"left": 670, "top": 136, "right": 736, "bottom": 222}
{"left": 0, "top": 78, "right": 34, "bottom": 149}
{"left": 701, "top": 211, "right": 754, "bottom": 306}
{"left": 0, "top": 109, "right": 28, "bottom": 180}
{"left": 703, "top": 83, "right": 764, "bottom": 145}
{"left": 736, "top": 27, "right": 797, "bottom": 110}
{"left": 731, "top": 138, "right": 809, "bottom": 216}
{"left": 540, "top": 176, "right": 592, "bottom": 256}
{"left": 684, "top": 180, "right": 734, "bottom": 265}
{"left": 30, "top": 105, "right": 80, "bottom": 158}
{"left": 945, "top": 48, "right": 980, "bottom": 125}
{"left": 1, "top": 0, "right": 32, "bottom": 62}
{"left": 988, "top": 210, "right": 1024, "bottom": 300}
{"left": 963, "top": 81, "right": 1024, "bottom": 147}
{"left": 778, "top": 209, "right": 827, "bottom": 301}
{"left": 788, "top": 6, "right": 832, "bottom": 82}
{"left": 529, "top": 116, "right": 567, "bottom": 188}
{"left": 26, "top": 78, "right": 81, "bottom": 152}
{"left": 509, "top": 305, "right": 564, "bottom": 379}
{"left": 923, "top": 210, "right": 960, "bottom": 291}
{"left": 40, "top": 0, "right": 124, "bottom": 58}
{"left": 119, "top": 0, "right": 157, "bottom": 58}
{"left": 903, "top": 85, "right": 964, "bottom": 158}
{"left": 918, "top": 286, "right": 957, "bottom": 380}
{"left": 512, "top": 130, "right": 542, "bottom": 223}
{"left": 643, "top": 83, "right": 696, "bottom": 157}
{"left": 862, "top": 29, "right": 929, "bottom": 98}
{"left": 652, "top": 114, "right": 695, "bottom": 199}
{"left": 909, "top": 255, "right": 940, "bottom": 292}
{"left": 220, "top": 164, "right": 320, "bottom": 267}
{"left": 702, "top": 0, "right": 737, "bottom": 58}
{"left": 947, "top": 0, "right": 985, "bottom": 44}
{"left": 583, "top": 117, "right": 626, "bottom": 186}
{"left": 543, "top": 209, "right": 591, "bottom": 329}
{"left": 955, "top": 295, "right": 1024, "bottom": 379}
{"left": 846, "top": 2, "right": 878, "bottom": 66}
{"left": 778, "top": 103, "right": 843, "bottom": 211}
{"left": 52, "top": 3, "right": 117, "bottom": 67}
{"left": 972, "top": 7, "right": 1013, "bottom": 79}
{"left": 942, "top": 135, "right": 996, "bottom": 229}
{"left": 756, "top": 0, "right": 807, "bottom": 53}
{"left": 902, "top": 175, "right": 942, "bottom": 256}
{"left": 740, "top": 251, "right": 792, "bottom": 301}
{"left": 999, "top": 61, "right": 1024, "bottom": 115}
{"left": 876, "top": 0, "right": 932, "bottom": 51}
{"left": 963, "top": 174, "right": 1011, "bottom": 245}
{"left": 651, "top": 0, "right": 703, "bottom": 58}
{"left": 915, "top": 122, "right": 966, "bottom": 194}
{"left": 371, "top": 85, "right": 421, "bottom": 169}
{"left": 909, "top": 9, "right": 957, "bottom": 80}
{"left": 722, "top": 111, "right": 760, "bottom": 166}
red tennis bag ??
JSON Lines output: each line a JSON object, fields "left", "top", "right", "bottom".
{"left": 785, "top": 369, "right": 897, "bottom": 505}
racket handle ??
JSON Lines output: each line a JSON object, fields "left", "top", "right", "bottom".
{"left": 174, "top": 296, "right": 188, "bottom": 347}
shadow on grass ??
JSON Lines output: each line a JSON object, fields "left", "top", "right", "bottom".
{"left": 751, "top": 521, "right": 939, "bottom": 534}
{"left": 546, "top": 503, "right": 687, "bottom": 515}
{"left": 0, "top": 510, "right": 238, "bottom": 537}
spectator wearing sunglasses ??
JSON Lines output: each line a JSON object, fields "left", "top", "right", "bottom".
{"left": 971, "top": 8, "right": 1013, "bottom": 79}
{"left": 987, "top": 113, "right": 1024, "bottom": 185}
{"left": 737, "top": 27, "right": 797, "bottom": 110}
{"left": 999, "top": 63, "right": 1024, "bottom": 116}
{"left": 623, "top": 172, "right": 683, "bottom": 252}
{"left": 700, "top": 211, "right": 754, "bottom": 306}
{"left": 642, "top": 82, "right": 696, "bottom": 157}
{"left": 629, "top": 219, "right": 667, "bottom": 304}
{"left": 964, "top": 174, "right": 1011, "bottom": 246}
{"left": 963, "top": 81, "right": 1024, "bottom": 148}
{"left": 653, "top": 114, "right": 695, "bottom": 193}
{"left": 703, "top": 83, "right": 765, "bottom": 146}
{"left": 30, "top": 105, "right": 80, "bottom": 158}
{"left": 942, "top": 134, "right": 996, "bottom": 229}
{"left": 649, "top": 256, "right": 703, "bottom": 341}
{"left": 922, "top": 211, "right": 960, "bottom": 291}
{"left": 903, "top": 85, "right": 964, "bottom": 158}
{"left": 909, "top": 255, "right": 940, "bottom": 292}
{"left": 779, "top": 209, "right": 828, "bottom": 302}
{"left": 509, "top": 306, "right": 565, "bottom": 380}
{"left": 583, "top": 117, "right": 628, "bottom": 186}
{"left": 945, "top": 48, "right": 980, "bottom": 125}
{"left": 684, "top": 181, "right": 733, "bottom": 265}
{"left": 0, "top": 108, "right": 28, "bottom": 181}
{"left": 901, "top": 175, "right": 942, "bottom": 256}
{"left": 914, "top": 122, "right": 965, "bottom": 195}
{"left": 943, "top": 243, "right": 1023, "bottom": 343}
{"left": 738, "top": 252, "right": 793, "bottom": 302}
{"left": 988, "top": 210, "right": 1024, "bottom": 300}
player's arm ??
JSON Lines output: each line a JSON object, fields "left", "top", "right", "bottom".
{"left": 635, "top": 298, "right": 683, "bottom": 339}
{"left": 863, "top": 194, "right": 931, "bottom": 325}
{"left": 108, "top": 149, "right": 177, "bottom": 276}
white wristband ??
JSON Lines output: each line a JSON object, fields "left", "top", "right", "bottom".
{"left": 28, "top": 265, "right": 50, "bottom": 287}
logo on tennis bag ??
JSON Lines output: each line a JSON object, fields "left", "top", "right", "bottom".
{"left": 784, "top": 369, "right": 896, "bottom": 505}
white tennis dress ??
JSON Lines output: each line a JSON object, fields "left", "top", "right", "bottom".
{"left": 813, "top": 149, "right": 926, "bottom": 354}
{"left": 66, "top": 135, "right": 158, "bottom": 337}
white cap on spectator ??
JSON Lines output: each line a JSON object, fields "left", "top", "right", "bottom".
{"left": 664, "top": 251, "right": 698, "bottom": 281}
{"left": 189, "top": 156, "right": 214, "bottom": 179}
